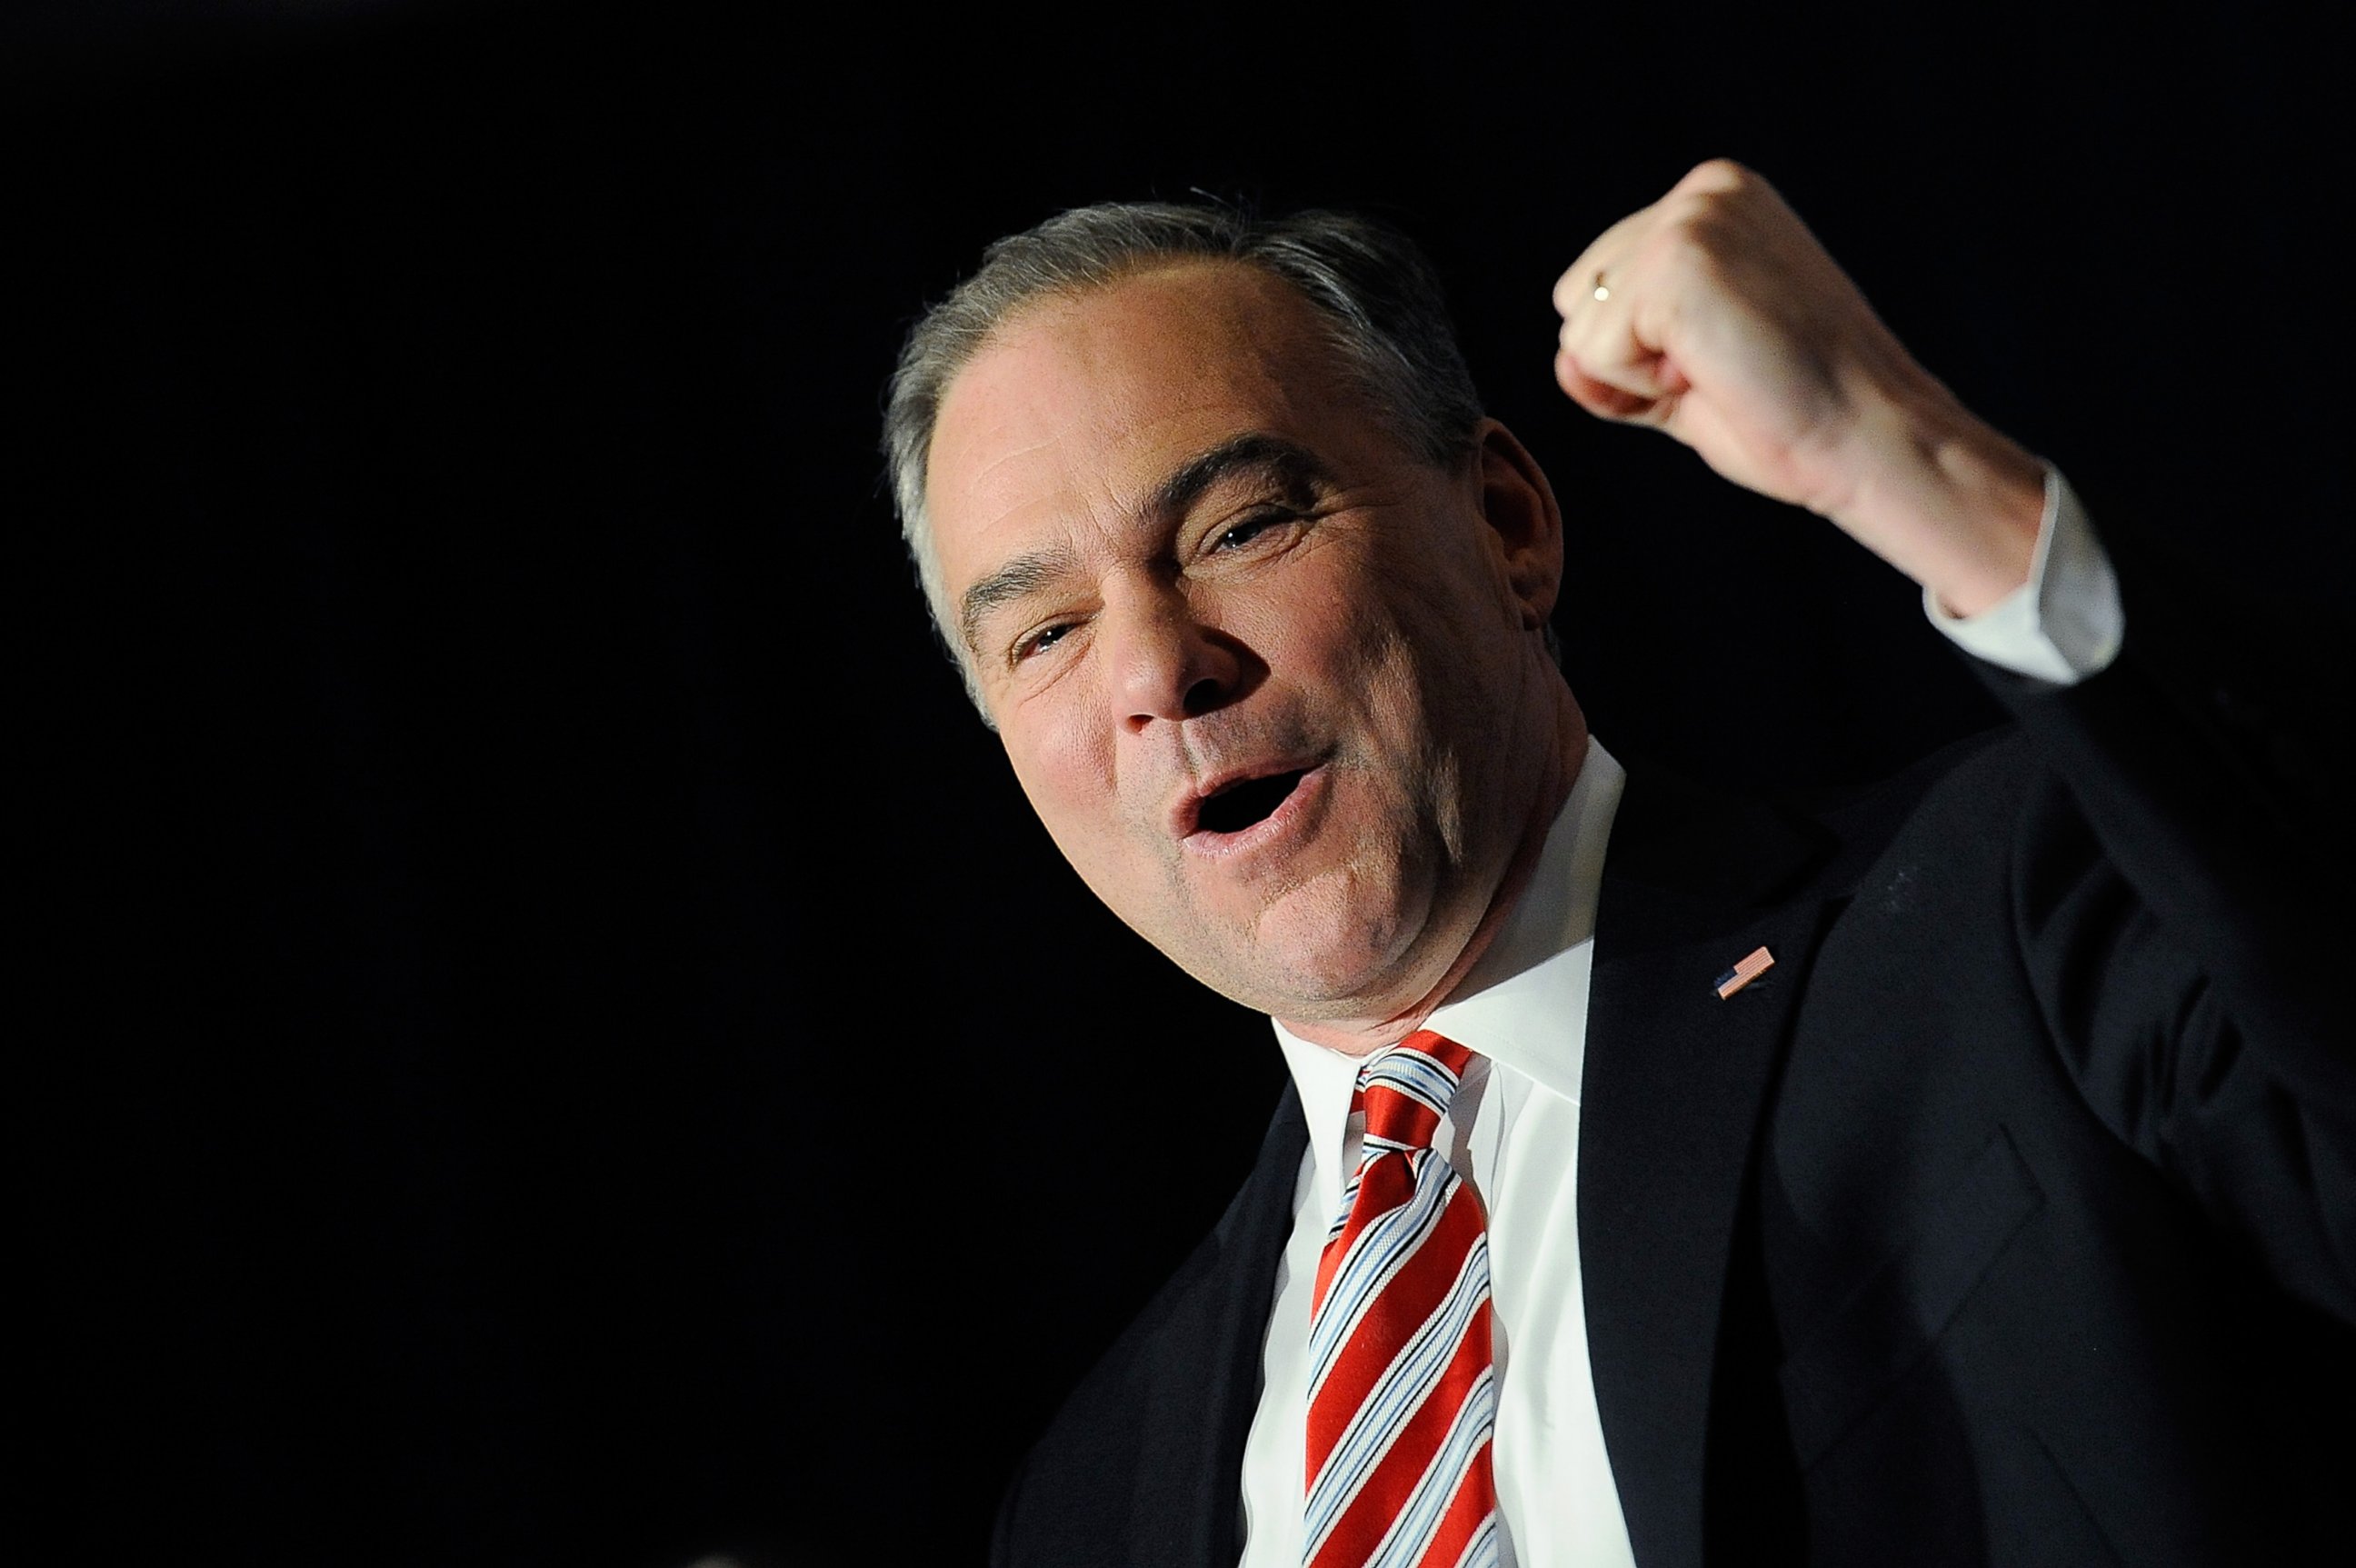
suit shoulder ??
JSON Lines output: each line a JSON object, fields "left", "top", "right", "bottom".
{"left": 1769, "top": 724, "right": 2040, "bottom": 892}
{"left": 1607, "top": 725, "right": 2033, "bottom": 914}
{"left": 994, "top": 1084, "right": 1306, "bottom": 1565}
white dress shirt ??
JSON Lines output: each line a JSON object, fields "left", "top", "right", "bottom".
{"left": 1236, "top": 472, "right": 2120, "bottom": 1566}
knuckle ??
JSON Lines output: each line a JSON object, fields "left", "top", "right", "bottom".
{"left": 1683, "top": 156, "right": 1752, "bottom": 191}
{"left": 1660, "top": 161, "right": 1768, "bottom": 237}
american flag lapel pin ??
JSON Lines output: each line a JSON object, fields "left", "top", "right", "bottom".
{"left": 1713, "top": 945, "right": 1774, "bottom": 999}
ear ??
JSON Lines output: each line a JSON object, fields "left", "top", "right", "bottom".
{"left": 1471, "top": 418, "right": 1565, "bottom": 628}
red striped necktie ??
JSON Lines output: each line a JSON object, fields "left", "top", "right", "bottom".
{"left": 1304, "top": 1030, "right": 1500, "bottom": 1568}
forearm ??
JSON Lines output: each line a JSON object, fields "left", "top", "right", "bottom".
{"left": 1825, "top": 383, "right": 2047, "bottom": 617}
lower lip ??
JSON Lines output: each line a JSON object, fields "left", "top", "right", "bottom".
{"left": 1182, "top": 764, "right": 1330, "bottom": 862}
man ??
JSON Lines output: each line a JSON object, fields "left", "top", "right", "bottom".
{"left": 884, "top": 164, "right": 2353, "bottom": 1565}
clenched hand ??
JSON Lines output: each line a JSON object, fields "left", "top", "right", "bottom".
{"left": 1553, "top": 161, "right": 2049, "bottom": 617}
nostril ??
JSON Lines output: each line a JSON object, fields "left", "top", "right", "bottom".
{"left": 1116, "top": 609, "right": 1251, "bottom": 724}
{"left": 1182, "top": 675, "right": 1228, "bottom": 717}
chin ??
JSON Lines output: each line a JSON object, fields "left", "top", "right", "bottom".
{"left": 1218, "top": 914, "right": 1439, "bottom": 1024}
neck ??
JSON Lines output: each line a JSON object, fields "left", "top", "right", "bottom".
{"left": 1280, "top": 680, "right": 1588, "bottom": 1057}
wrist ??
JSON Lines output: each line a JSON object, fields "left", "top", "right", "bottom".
{"left": 1826, "top": 376, "right": 2047, "bottom": 616}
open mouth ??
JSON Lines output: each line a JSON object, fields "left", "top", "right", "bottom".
{"left": 1196, "top": 768, "right": 1310, "bottom": 835}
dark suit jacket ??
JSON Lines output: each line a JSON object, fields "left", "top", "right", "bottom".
{"left": 991, "top": 547, "right": 2356, "bottom": 1567}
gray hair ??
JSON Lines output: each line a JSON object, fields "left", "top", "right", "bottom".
{"left": 882, "top": 201, "right": 1488, "bottom": 705}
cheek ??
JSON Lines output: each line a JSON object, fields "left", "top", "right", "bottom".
{"left": 1309, "top": 597, "right": 1436, "bottom": 755}
{"left": 1004, "top": 700, "right": 1130, "bottom": 863}
{"left": 1236, "top": 571, "right": 1401, "bottom": 697}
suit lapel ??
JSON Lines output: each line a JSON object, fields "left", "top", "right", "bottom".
{"left": 1580, "top": 767, "right": 1841, "bottom": 1568}
{"left": 1123, "top": 1082, "right": 1308, "bottom": 1566}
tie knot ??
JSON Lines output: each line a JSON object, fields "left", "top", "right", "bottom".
{"left": 1355, "top": 1030, "right": 1474, "bottom": 1154}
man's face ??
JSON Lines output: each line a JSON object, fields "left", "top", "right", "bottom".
{"left": 925, "top": 261, "right": 1559, "bottom": 1029}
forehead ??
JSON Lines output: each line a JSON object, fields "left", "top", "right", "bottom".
{"left": 924, "top": 261, "right": 1372, "bottom": 583}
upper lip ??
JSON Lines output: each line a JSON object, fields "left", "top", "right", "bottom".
{"left": 1169, "top": 757, "right": 1320, "bottom": 838}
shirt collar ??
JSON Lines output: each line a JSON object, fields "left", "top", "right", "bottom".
{"left": 1272, "top": 736, "right": 1626, "bottom": 1219}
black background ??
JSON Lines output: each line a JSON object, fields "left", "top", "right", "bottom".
{"left": 10, "top": 3, "right": 2346, "bottom": 1563}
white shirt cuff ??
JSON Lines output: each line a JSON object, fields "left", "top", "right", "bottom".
{"left": 1925, "top": 466, "right": 2124, "bottom": 685}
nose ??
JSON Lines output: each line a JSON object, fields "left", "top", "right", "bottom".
{"left": 1106, "top": 584, "right": 1244, "bottom": 730}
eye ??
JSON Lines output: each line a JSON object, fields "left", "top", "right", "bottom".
{"left": 1209, "top": 508, "right": 1297, "bottom": 554}
{"left": 1012, "top": 620, "right": 1073, "bottom": 664}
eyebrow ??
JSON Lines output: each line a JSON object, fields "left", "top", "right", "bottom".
{"left": 954, "top": 433, "right": 1335, "bottom": 657}
{"left": 958, "top": 546, "right": 1078, "bottom": 658}
{"left": 1149, "top": 432, "right": 1333, "bottom": 524}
